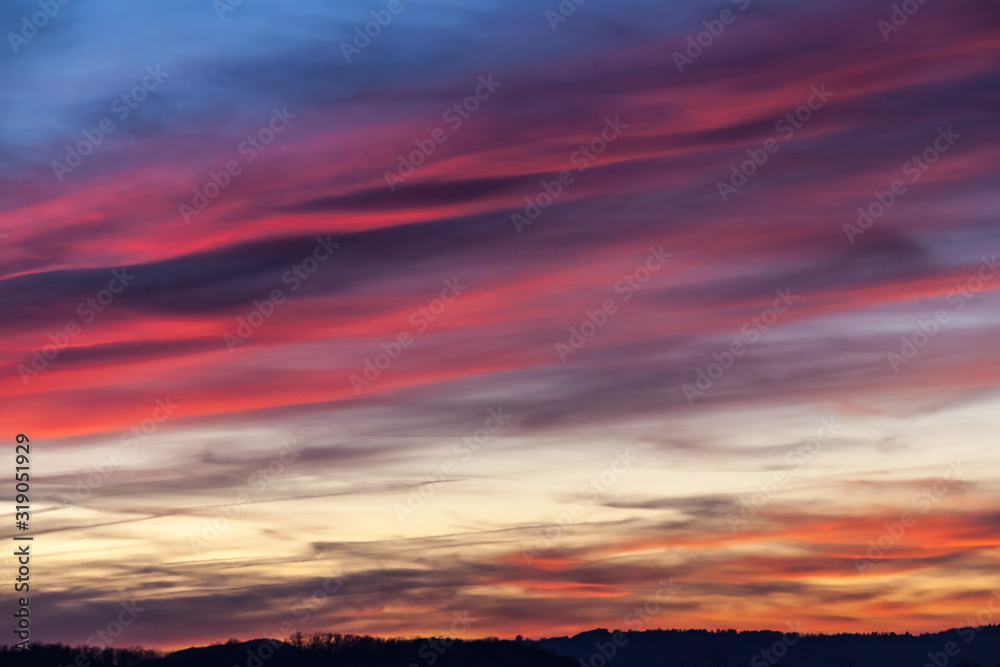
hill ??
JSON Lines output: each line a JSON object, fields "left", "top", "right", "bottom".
{"left": 2, "top": 626, "right": 999, "bottom": 667}
{"left": 535, "top": 626, "right": 1000, "bottom": 667}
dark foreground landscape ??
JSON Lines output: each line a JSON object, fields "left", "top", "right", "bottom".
{"left": 2, "top": 626, "right": 999, "bottom": 667}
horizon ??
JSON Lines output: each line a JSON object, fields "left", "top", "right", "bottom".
{"left": 9, "top": 627, "right": 1000, "bottom": 667}
{"left": 10, "top": 620, "right": 1000, "bottom": 653}
{"left": 2, "top": 0, "right": 999, "bottom": 655}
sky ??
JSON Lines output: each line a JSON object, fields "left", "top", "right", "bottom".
{"left": 1, "top": 0, "right": 999, "bottom": 651}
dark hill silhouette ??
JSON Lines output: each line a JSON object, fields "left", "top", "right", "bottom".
{"left": 2, "top": 626, "right": 999, "bottom": 667}
{"left": 0, "top": 635, "right": 576, "bottom": 667}
{"left": 535, "top": 625, "right": 1000, "bottom": 667}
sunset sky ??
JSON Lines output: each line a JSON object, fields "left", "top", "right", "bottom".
{"left": 1, "top": 0, "right": 999, "bottom": 651}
